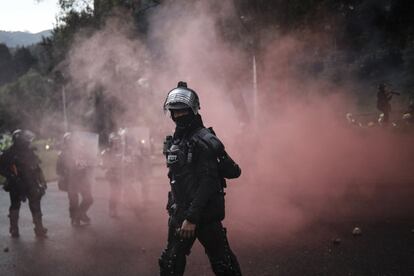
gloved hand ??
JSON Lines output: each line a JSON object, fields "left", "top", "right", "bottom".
{"left": 178, "top": 219, "right": 196, "bottom": 239}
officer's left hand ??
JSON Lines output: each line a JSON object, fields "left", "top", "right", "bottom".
{"left": 179, "top": 220, "right": 196, "bottom": 239}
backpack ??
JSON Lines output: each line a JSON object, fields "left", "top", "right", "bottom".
{"left": 192, "top": 127, "right": 241, "bottom": 180}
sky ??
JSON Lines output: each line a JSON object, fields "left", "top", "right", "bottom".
{"left": 0, "top": 0, "right": 60, "bottom": 33}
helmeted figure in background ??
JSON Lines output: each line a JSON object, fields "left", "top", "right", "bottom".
{"left": 56, "top": 132, "right": 94, "bottom": 226}
{"left": 402, "top": 97, "right": 414, "bottom": 124}
{"left": 0, "top": 129, "right": 48, "bottom": 238}
{"left": 101, "top": 131, "right": 125, "bottom": 218}
{"left": 377, "top": 83, "right": 399, "bottom": 124}
{"left": 101, "top": 129, "right": 143, "bottom": 217}
{"left": 159, "top": 82, "right": 242, "bottom": 276}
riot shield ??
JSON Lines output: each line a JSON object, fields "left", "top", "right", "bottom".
{"left": 71, "top": 131, "right": 100, "bottom": 167}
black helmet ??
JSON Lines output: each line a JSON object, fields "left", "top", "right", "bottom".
{"left": 12, "top": 129, "right": 35, "bottom": 146}
{"left": 163, "top": 81, "right": 200, "bottom": 115}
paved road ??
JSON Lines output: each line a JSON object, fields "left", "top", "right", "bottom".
{"left": 1, "top": 167, "right": 414, "bottom": 275}
{"left": 0, "top": 167, "right": 215, "bottom": 276}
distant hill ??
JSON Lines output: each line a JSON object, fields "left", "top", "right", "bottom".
{"left": 0, "top": 30, "right": 52, "bottom": 48}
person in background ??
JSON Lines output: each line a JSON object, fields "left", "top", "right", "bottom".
{"left": 0, "top": 129, "right": 48, "bottom": 238}
{"left": 56, "top": 132, "right": 94, "bottom": 226}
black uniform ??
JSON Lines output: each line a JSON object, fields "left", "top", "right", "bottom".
{"left": 0, "top": 143, "right": 47, "bottom": 237}
{"left": 377, "top": 86, "right": 393, "bottom": 123}
{"left": 56, "top": 147, "right": 93, "bottom": 225}
{"left": 159, "top": 115, "right": 242, "bottom": 276}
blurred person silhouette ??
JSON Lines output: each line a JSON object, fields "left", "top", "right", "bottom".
{"left": 56, "top": 132, "right": 94, "bottom": 226}
{"left": 0, "top": 129, "right": 48, "bottom": 238}
{"left": 377, "top": 83, "right": 399, "bottom": 124}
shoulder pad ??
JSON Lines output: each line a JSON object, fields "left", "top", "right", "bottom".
{"left": 193, "top": 128, "right": 224, "bottom": 154}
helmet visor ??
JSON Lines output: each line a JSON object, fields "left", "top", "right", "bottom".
{"left": 165, "top": 102, "right": 190, "bottom": 110}
{"left": 163, "top": 88, "right": 198, "bottom": 114}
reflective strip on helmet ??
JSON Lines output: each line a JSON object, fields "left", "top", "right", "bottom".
{"left": 163, "top": 87, "right": 200, "bottom": 114}
{"left": 165, "top": 88, "right": 195, "bottom": 107}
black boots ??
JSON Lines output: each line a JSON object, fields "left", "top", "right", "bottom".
{"left": 71, "top": 212, "right": 90, "bottom": 227}
{"left": 8, "top": 210, "right": 19, "bottom": 238}
{"left": 8, "top": 211, "right": 47, "bottom": 238}
{"left": 71, "top": 217, "right": 81, "bottom": 226}
{"left": 32, "top": 212, "right": 48, "bottom": 238}
{"left": 79, "top": 212, "right": 91, "bottom": 224}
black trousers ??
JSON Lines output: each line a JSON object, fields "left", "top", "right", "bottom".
{"left": 378, "top": 105, "right": 391, "bottom": 123}
{"left": 9, "top": 186, "right": 42, "bottom": 215}
{"left": 67, "top": 181, "right": 93, "bottom": 219}
{"left": 159, "top": 219, "right": 242, "bottom": 276}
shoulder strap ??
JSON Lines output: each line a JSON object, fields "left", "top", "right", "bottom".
{"left": 191, "top": 127, "right": 224, "bottom": 155}
{"left": 192, "top": 127, "right": 241, "bottom": 180}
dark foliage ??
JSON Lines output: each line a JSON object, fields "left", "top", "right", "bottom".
{"left": 1, "top": 0, "right": 414, "bottom": 135}
{"left": 0, "top": 44, "right": 13, "bottom": 85}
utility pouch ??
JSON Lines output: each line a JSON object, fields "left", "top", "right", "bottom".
{"left": 163, "top": 135, "right": 173, "bottom": 156}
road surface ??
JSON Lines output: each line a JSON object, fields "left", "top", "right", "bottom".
{"left": 0, "top": 166, "right": 413, "bottom": 275}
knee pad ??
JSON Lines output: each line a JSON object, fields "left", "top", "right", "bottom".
{"left": 210, "top": 253, "right": 242, "bottom": 276}
{"left": 209, "top": 228, "right": 242, "bottom": 276}
{"left": 159, "top": 250, "right": 186, "bottom": 275}
{"left": 158, "top": 251, "right": 173, "bottom": 273}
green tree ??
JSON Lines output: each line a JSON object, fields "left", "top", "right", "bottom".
{"left": 0, "top": 70, "right": 61, "bottom": 135}
{"left": 0, "top": 44, "right": 14, "bottom": 85}
{"left": 13, "top": 47, "right": 37, "bottom": 78}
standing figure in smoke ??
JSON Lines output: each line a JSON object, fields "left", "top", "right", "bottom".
{"left": 101, "top": 129, "right": 143, "bottom": 217}
{"left": 402, "top": 97, "right": 414, "bottom": 124}
{"left": 0, "top": 129, "right": 48, "bottom": 238}
{"left": 159, "top": 82, "right": 242, "bottom": 276}
{"left": 56, "top": 132, "right": 94, "bottom": 226}
{"left": 101, "top": 131, "right": 125, "bottom": 218}
{"left": 377, "top": 83, "right": 399, "bottom": 124}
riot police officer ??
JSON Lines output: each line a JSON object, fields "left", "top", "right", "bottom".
{"left": 377, "top": 83, "right": 399, "bottom": 123}
{"left": 56, "top": 132, "right": 94, "bottom": 226}
{"left": 102, "top": 130, "right": 144, "bottom": 217}
{"left": 0, "top": 129, "right": 48, "bottom": 238}
{"left": 159, "top": 82, "right": 242, "bottom": 276}
{"left": 101, "top": 132, "right": 124, "bottom": 218}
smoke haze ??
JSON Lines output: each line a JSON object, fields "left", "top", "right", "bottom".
{"left": 62, "top": 0, "right": 414, "bottom": 242}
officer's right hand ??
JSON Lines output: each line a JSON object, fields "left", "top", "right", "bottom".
{"left": 179, "top": 220, "right": 196, "bottom": 239}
